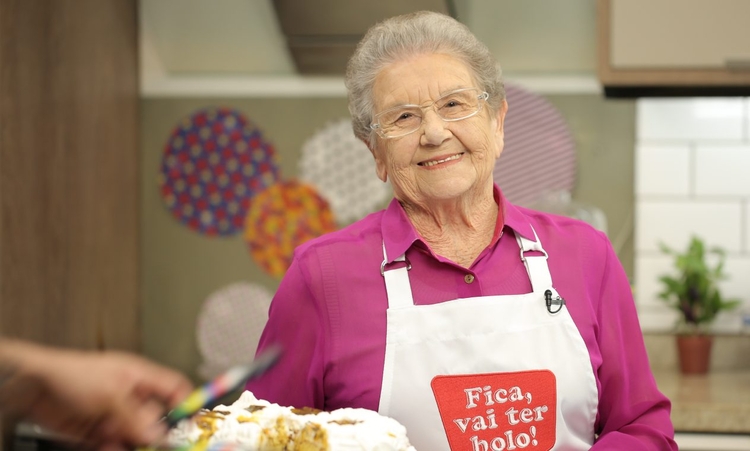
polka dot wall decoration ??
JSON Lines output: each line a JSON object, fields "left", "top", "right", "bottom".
{"left": 244, "top": 180, "right": 337, "bottom": 278}
{"left": 298, "top": 118, "right": 392, "bottom": 226}
{"left": 196, "top": 282, "right": 273, "bottom": 380}
{"left": 158, "top": 107, "right": 280, "bottom": 236}
{"left": 492, "top": 83, "right": 576, "bottom": 207}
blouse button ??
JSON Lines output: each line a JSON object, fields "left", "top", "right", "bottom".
{"left": 464, "top": 274, "right": 475, "bottom": 284}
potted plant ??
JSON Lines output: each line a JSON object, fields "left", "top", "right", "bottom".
{"left": 658, "top": 236, "right": 741, "bottom": 374}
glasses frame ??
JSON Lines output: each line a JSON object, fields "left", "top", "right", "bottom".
{"left": 369, "top": 87, "right": 490, "bottom": 139}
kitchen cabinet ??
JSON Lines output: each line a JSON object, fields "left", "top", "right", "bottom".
{"left": 597, "top": 0, "right": 750, "bottom": 96}
{"left": 0, "top": 1, "right": 140, "bottom": 350}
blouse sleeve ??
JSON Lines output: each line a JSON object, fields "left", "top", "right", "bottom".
{"left": 591, "top": 239, "right": 678, "bottom": 450}
{"left": 245, "top": 253, "right": 327, "bottom": 409}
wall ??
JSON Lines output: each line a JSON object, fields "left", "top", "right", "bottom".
{"left": 546, "top": 95, "right": 636, "bottom": 272}
{"left": 634, "top": 97, "right": 750, "bottom": 333}
{"left": 141, "top": 97, "right": 348, "bottom": 380}
{"left": 141, "top": 94, "right": 635, "bottom": 381}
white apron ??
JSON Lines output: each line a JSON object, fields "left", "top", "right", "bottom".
{"left": 378, "top": 228, "right": 598, "bottom": 451}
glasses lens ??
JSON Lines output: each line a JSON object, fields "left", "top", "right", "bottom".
{"left": 436, "top": 89, "right": 482, "bottom": 120}
{"left": 376, "top": 107, "right": 422, "bottom": 138}
{"left": 372, "top": 88, "right": 486, "bottom": 138}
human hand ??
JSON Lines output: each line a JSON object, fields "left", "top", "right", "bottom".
{"left": 0, "top": 340, "right": 193, "bottom": 450}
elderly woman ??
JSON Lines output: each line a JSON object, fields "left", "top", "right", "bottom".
{"left": 248, "top": 11, "right": 676, "bottom": 451}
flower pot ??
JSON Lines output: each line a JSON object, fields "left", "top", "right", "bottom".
{"left": 676, "top": 334, "right": 713, "bottom": 374}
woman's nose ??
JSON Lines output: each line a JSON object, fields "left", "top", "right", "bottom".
{"left": 420, "top": 110, "right": 450, "bottom": 145}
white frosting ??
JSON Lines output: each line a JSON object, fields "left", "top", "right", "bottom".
{"left": 166, "top": 391, "right": 416, "bottom": 451}
{"left": 325, "top": 409, "right": 415, "bottom": 451}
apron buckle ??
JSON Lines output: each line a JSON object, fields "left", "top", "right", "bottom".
{"left": 380, "top": 257, "right": 412, "bottom": 276}
{"left": 520, "top": 247, "right": 548, "bottom": 262}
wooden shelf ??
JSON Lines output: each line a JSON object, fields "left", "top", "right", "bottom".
{"left": 140, "top": 73, "right": 602, "bottom": 98}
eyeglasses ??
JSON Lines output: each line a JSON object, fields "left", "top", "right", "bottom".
{"left": 370, "top": 87, "right": 489, "bottom": 139}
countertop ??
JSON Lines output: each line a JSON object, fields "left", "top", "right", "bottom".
{"left": 654, "top": 370, "right": 750, "bottom": 433}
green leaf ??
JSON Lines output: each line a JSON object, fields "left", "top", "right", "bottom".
{"left": 657, "top": 236, "right": 740, "bottom": 329}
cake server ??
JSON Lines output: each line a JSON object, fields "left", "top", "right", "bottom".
{"left": 165, "top": 344, "right": 283, "bottom": 428}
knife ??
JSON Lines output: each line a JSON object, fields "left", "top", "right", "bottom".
{"left": 165, "top": 344, "right": 282, "bottom": 428}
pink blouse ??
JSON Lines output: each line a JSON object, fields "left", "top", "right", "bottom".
{"left": 247, "top": 185, "right": 677, "bottom": 450}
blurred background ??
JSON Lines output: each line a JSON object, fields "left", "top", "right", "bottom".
{"left": 140, "top": 0, "right": 634, "bottom": 382}
{"left": 1, "top": 1, "right": 750, "bottom": 449}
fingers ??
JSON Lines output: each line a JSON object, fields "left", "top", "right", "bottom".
{"left": 73, "top": 355, "right": 179, "bottom": 449}
{"left": 4, "top": 343, "right": 191, "bottom": 450}
{"left": 127, "top": 356, "right": 193, "bottom": 409}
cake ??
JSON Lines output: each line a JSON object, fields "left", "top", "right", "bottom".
{"left": 166, "top": 391, "right": 417, "bottom": 451}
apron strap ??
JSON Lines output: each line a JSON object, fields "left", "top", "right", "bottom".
{"left": 515, "top": 226, "right": 553, "bottom": 293}
{"left": 383, "top": 225, "right": 554, "bottom": 308}
{"left": 381, "top": 241, "right": 414, "bottom": 309}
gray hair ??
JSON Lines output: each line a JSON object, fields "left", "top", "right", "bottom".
{"left": 345, "top": 11, "right": 505, "bottom": 145}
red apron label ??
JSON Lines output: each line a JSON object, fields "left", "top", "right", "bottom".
{"left": 431, "top": 371, "right": 557, "bottom": 451}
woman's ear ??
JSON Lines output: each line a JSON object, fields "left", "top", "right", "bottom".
{"left": 494, "top": 100, "right": 509, "bottom": 158}
{"left": 369, "top": 145, "right": 388, "bottom": 182}
{"left": 495, "top": 100, "right": 508, "bottom": 136}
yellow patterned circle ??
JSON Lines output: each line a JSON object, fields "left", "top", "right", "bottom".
{"left": 244, "top": 181, "right": 337, "bottom": 278}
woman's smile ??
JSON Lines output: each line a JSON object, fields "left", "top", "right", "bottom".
{"left": 418, "top": 152, "right": 465, "bottom": 168}
{"left": 370, "top": 52, "right": 505, "bottom": 205}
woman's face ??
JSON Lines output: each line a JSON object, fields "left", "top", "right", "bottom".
{"left": 369, "top": 53, "right": 508, "bottom": 206}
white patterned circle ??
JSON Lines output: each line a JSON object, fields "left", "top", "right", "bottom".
{"left": 493, "top": 83, "right": 576, "bottom": 207}
{"left": 196, "top": 282, "right": 273, "bottom": 380}
{"left": 299, "top": 118, "right": 392, "bottom": 226}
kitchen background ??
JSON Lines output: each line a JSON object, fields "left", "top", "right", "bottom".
{"left": 2, "top": 0, "right": 750, "bottom": 449}
{"left": 142, "top": 0, "right": 633, "bottom": 380}
{"left": 140, "top": 0, "right": 750, "bottom": 380}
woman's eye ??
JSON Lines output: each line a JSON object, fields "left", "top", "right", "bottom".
{"left": 395, "top": 112, "right": 414, "bottom": 122}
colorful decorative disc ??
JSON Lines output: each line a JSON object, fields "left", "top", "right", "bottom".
{"left": 298, "top": 118, "right": 392, "bottom": 226}
{"left": 244, "top": 181, "right": 337, "bottom": 278}
{"left": 196, "top": 282, "right": 273, "bottom": 380}
{"left": 159, "top": 107, "right": 280, "bottom": 236}
{"left": 493, "top": 83, "right": 576, "bottom": 206}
